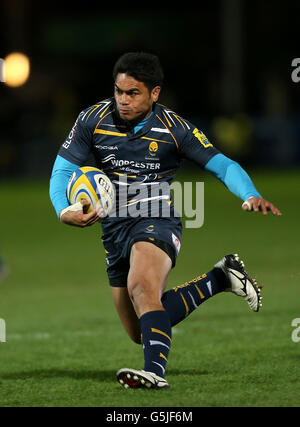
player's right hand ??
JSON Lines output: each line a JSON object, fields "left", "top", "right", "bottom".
{"left": 242, "top": 196, "right": 282, "bottom": 216}
{"left": 59, "top": 199, "right": 103, "bottom": 227}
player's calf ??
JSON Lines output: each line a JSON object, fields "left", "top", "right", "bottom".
{"left": 161, "top": 266, "right": 228, "bottom": 326}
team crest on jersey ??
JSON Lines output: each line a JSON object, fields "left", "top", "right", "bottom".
{"left": 148, "top": 141, "right": 159, "bottom": 156}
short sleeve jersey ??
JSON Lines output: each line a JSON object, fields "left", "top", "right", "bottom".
{"left": 58, "top": 98, "right": 219, "bottom": 223}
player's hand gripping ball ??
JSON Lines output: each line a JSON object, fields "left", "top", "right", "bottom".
{"left": 67, "top": 167, "right": 115, "bottom": 217}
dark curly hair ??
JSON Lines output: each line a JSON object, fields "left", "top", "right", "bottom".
{"left": 113, "top": 52, "right": 164, "bottom": 92}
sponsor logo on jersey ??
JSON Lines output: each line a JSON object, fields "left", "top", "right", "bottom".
{"left": 172, "top": 233, "right": 181, "bottom": 254}
{"left": 192, "top": 128, "right": 213, "bottom": 148}
{"left": 95, "top": 145, "right": 119, "bottom": 150}
{"left": 112, "top": 159, "right": 160, "bottom": 170}
{"left": 145, "top": 224, "right": 155, "bottom": 233}
{"left": 102, "top": 154, "right": 160, "bottom": 171}
{"left": 62, "top": 114, "right": 83, "bottom": 149}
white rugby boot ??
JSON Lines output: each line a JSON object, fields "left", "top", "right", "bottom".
{"left": 215, "top": 253, "right": 263, "bottom": 312}
{"left": 116, "top": 368, "right": 169, "bottom": 389}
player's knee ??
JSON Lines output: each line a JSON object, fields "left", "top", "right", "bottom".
{"left": 128, "top": 278, "right": 163, "bottom": 319}
{"left": 128, "top": 277, "right": 160, "bottom": 307}
{"left": 127, "top": 278, "right": 149, "bottom": 303}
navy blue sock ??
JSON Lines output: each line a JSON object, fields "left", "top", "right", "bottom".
{"left": 161, "top": 267, "right": 228, "bottom": 327}
{"left": 139, "top": 310, "right": 172, "bottom": 378}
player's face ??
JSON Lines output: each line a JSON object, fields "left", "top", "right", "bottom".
{"left": 114, "top": 73, "right": 160, "bottom": 121}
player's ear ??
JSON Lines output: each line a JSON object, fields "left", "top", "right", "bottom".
{"left": 151, "top": 86, "right": 161, "bottom": 102}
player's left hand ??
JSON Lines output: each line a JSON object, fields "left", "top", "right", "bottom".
{"left": 242, "top": 197, "right": 282, "bottom": 216}
{"left": 60, "top": 199, "right": 104, "bottom": 227}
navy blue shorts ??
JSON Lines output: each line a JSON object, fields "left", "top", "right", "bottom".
{"left": 101, "top": 216, "right": 182, "bottom": 287}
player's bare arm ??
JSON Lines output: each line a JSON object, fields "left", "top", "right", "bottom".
{"left": 242, "top": 196, "right": 282, "bottom": 216}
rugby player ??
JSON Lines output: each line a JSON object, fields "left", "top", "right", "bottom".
{"left": 50, "top": 52, "right": 281, "bottom": 389}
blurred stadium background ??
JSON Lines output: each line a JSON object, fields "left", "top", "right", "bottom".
{"left": 1, "top": 0, "right": 300, "bottom": 177}
{"left": 0, "top": 0, "right": 300, "bottom": 407}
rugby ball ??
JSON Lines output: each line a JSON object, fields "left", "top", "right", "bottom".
{"left": 67, "top": 166, "right": 115, "bottom": 217}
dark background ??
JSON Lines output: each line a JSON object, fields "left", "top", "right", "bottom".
{"left": 1, "top": 0, "right": 300, "bottom": 177}
{"left": 0, "top": 2, "right": 300, "bottom": 407}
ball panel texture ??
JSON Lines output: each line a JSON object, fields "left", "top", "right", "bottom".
{"left": 67, "top": 167, "right": 114, "bottom": 216}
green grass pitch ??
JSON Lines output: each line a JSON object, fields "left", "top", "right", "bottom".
{"left": 0, "top": 169, "right": 299, "bottom": 407}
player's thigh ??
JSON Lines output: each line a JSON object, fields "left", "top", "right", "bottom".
{"left": 128, "top": 241, "right": 172, "bottom": 301}
{"left": 110, "top": 286, "right": 141, "bottom": 344}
